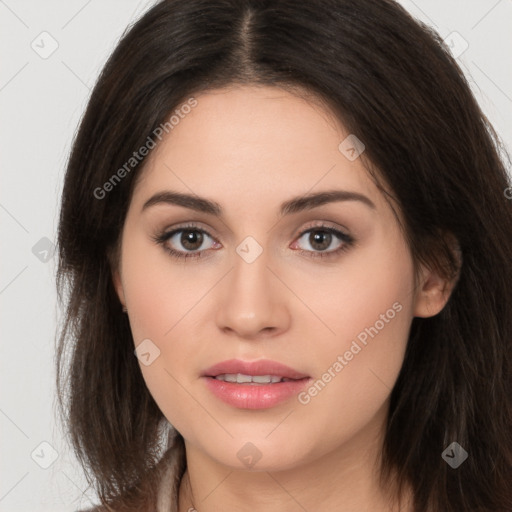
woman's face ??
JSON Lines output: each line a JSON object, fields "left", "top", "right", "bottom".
{"left": 113, "top": 85, "right": 444, "bottom": 472}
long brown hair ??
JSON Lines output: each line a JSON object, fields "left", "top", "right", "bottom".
{"left": 56, "top": 1, "right": 512, "bottom": 510}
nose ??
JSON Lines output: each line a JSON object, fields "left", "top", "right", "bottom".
{"left": 214, "top": 250, "right": 291, "bottom": 340}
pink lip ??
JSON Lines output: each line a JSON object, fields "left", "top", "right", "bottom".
{"left": 202, "top": 359, "right": 311, "bottom": 410}
{"left": 202, "top": 359, "right": 309, "bottom": 379}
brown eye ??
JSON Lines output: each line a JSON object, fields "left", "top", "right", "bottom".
{"left": 307, "top": 230, "right": 333, "bottom": 251}
{"left": 153, "top": 225, "right": 218, "bottom": 259}
{"left": 296, "top": 228, "right": 347, "bottom": 254}
{"left": 180, "top": 230, "right": 204, "bottom": 251}
{"left": 290, "top": 225, "right": 355, "bottom": 260}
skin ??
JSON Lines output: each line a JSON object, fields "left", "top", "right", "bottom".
{"left": 112, "top": 85, "right": 456, "bottom": 512}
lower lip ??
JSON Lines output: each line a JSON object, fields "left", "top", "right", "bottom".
{"left": 203, "top": 377, "right": 311, "bottom": 409}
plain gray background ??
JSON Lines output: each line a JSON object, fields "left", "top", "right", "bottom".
{"left": 1, "top": 1, "right": 511, "bottom": 510}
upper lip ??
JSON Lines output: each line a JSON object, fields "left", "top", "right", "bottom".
{"left": 202, "top": 359, "right": 309, "bottom": 380}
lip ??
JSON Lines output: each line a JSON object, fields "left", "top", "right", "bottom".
{"left": 202, "top": 359, "right": 309, "bottom": 380}
{"left": 202, "top": 359, "right": 311, "bottom": 410}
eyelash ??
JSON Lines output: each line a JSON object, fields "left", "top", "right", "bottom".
{"left": 151, "top": 222, "right": 355, "bottom": 261}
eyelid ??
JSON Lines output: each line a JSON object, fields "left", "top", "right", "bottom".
{"left": 152, "top": 220, "right": 354, "bottom": 260}
{"left": 293, "top": 219, "right": 350, "bottom": 237}
{"left": 291, "top": 222, "right": 353, "bottom": 257}
{"left": 154, "top": 223, "right": 218, "bottom": 249}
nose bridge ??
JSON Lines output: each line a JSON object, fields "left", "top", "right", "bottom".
{"left": 227, "top": 231, "right": 272, "bottom": 294}
{"left": 229, "top": 243, "right": 274, "bottom": 310}
{"left": 215, "top": 240, "right": 290, "bottom": 337}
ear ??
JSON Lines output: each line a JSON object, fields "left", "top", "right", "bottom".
{"left": 413, "top": 236, "right": 462, "bottom": 318}
{"left": 112, "top": 267, "right": 126, "bottom": 309}
{"left": 108, "top": 244, "right": 126, "bottom": 309}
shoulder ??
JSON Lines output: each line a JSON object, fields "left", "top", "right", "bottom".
{"left": 75, "top": 507, "right": 108, "bottom": 512}
{"left": 75, "top": 502, "right": 140, "bottom": 512}
{"left": 75, "top": 505, "right": 118, "bottom": 512}
{"left": 75, "top": 439, "right": 184, "bottom": 512}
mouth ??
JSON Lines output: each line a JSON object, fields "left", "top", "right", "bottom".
{"left": 201, "top": 359, "right": 311, "bottom": 409}
{"left": 202, "top": 358, "right": 309, "bottom": 380}
{"left": 210, "top": 373, "right": 301, "bottom": 384}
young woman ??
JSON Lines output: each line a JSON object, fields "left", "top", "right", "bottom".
{"left": 55, "top": 1, "right": 512, "bottom": 511}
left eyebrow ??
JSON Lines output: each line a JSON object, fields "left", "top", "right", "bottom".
{"left": 279, "top": 190, "right": 376, "bottom": 216}
{"left": 141, "top": 189, "right": 376, "bottom": 216}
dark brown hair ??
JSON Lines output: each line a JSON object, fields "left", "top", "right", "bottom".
{"left": 56, "top": 0, "right": 512, "bottom": 510}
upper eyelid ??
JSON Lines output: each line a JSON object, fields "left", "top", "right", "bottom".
{"left": 163, "top": 220, "right": 348, "bottom": 235}
{"left": 162, "top": 222, "right": 350, "bottom": 246}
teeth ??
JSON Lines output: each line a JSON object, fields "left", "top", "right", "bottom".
{"left": 214, "top": 373, "right": 286, "bottom": 384}
{"left": 252, "top": 375, "right": 282, "bottom": 384}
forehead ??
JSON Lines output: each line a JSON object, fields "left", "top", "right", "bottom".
{"left": 130, "top": 85, "right": 380, "bottom": 214}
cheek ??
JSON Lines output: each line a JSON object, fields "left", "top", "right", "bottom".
{"left": 290, "top": 227, "right": 414, "bottom": 358}
{"left": 296, "top": 259, "right": 413, "bottom": 439}
{"left": 119, "top": 237, "right": 214, "bottom": 425}
{"left": 289, "top": 233, "right": 414, "bottom": 413}
{"left": 120, "top": 233, "right": 203, "bottom": 344}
